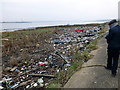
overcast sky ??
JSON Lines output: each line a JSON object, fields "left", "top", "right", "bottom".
{"left": 0, "top": 0, "right": 120, "bottom": 22}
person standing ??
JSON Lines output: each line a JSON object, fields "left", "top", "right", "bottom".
{"left": 105, "top": 19, "right": 120, "bottom": 77}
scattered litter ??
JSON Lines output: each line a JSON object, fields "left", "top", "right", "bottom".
{"left": 29, "top": 74, "right": 56, "bottom": 78}
{"left": 2, "top": 25, "right": 103, "bottom": 89}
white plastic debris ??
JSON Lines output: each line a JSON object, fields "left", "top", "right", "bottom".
{"left": 38, "top": 78, "right": 44, "bottom": 84}
{"left": 44, "top": 61, "right": 48, "bottom": 65}
{"left": 40, "top": 84, "right": 44, "bottom": 87}
{"left": 33, "top": 83, "right": 38, "bottom": 87}
{"left": 65, "top": 68, "right": 68, "bottom": 71}
{"left": 45, "top": 83, "right": 49, "bottom": 86}
{"left": 57, "top": 69, "right": 60, "bottom": 72}
{"left": 94, "top": 82, "right": 97, "bottom": 84}
{"left": 26, "top": 85, "right": 30, "bottom": 88}
{"left": 11, "top": 83, "right": 19, "bottom": 88}
{"left": 0, "top": 86, "right": 4, "bottom": 89}
{"left": 64, "top": 64, "right": 71, "bottom": 67}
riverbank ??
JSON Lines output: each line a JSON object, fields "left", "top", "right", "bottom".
{"left": 1, "top": 23, "right": 106, "bottom": 89}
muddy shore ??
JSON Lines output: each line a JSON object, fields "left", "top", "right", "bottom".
{"left": 1, "top": 23, "right": 106, "bottom": 89}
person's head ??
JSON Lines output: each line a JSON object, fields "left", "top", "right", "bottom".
{"left": 108, "top": 19, "right": 118, "bottom": 29}
{"left": 108, "top": 19, "right": 117, "bottom": 26}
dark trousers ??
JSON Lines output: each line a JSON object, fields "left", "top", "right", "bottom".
{"left": 107, "top": 47, "right": 120, "bottom": 74}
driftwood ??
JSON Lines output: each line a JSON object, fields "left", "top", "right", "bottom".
{"left": 19, "top": 80, "right": 31, "bottom": 86}
{"left": 55, "top": 52, "right": 70, "bottom": 64}
{"left": 10, "top": 67, "right": 17, "bottom": 72}
{"left": 28, "top": 74, "right": 56, "bottom": 78}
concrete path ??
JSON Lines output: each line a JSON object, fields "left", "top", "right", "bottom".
{"left": 0, "top": 47, "right": 2, "bottom": 79}
{"left": 0, "top": 46, "right": 2, "bottom": 80}
{"left": 64, "top": 36, "right": 119, "bottom": 88}
{"left": 0, "top": 37, "right": 2, "bottom": 79}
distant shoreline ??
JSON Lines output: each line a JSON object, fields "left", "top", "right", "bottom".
{"left": 1, "top": 22, "right": 32, "bottom": 23}
{"left": 1, "top": 21, "right": 108, "bottom": 32}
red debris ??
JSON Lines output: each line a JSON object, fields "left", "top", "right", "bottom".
{"left": 75, "top": 29, "right": 84, "bottom": 32}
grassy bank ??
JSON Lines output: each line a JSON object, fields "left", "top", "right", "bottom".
{"left": 2, "top": 23, "right": 107, "bottom": 89}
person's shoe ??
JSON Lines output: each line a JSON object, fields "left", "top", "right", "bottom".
{"left": 111, "top": 70, "right": 117, "bottom": 77}
{"left": 111, "top": 73, "right": 116, "bottom": 77}
{"left": 104, "top": 66, "right": 111, "bottom": 70}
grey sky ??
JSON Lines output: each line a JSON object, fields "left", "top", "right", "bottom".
{"left": 1, "top": 0, "right": 120, "bottom": 22}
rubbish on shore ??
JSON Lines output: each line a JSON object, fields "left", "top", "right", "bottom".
{"left": 57, "top": 69, "right": 60, "bottom": 72}
{"left": 37, "top": 62, "right": 46, "bottom": 66}
{"left": 38, "top": 78, "right": 44, "bottom": 84}
{"left": 0, "top": 38, "right": 9, "bottom": 41}
{"left": 53, "top": 40, "right": 64, "bottom": 44}
{"left": 0, "top": 78, "right": 12, "bottom": 84}
{"left": 2, "top": 24, "right": 103, "bottom": 89}
{"left": 19, "top": 80, "right": 31, "bottom": 87}
{"left": 0, "top": 86, "right": 4, "bottom": 89}
{"left": 33, "top": 83, "right": 38, "bottom": 87}
{"left": 28, "top": 74, "right": 56, "bottom": 78}
{"left": 39, "top": 71, "right": 47, "bottom": 74}
{"left": 11, "top": 83, "right": 19, "bottom": 88}
{"left": 55, "top": 52, "right": 70, "bottom": 64}
{"left": 75, "top": 29, "right": 84, "bottom": 32}
{"left": 64, "top": 64, "right": 71, "bottom": 67}
{"left": 37, "top": 78, "right": 44, "bottom": 87}
{"left": 10, "top": 67, "right": 17, "bottom": 72}
{"left": 26, "top": 85, "right": 30, "bottom": 88}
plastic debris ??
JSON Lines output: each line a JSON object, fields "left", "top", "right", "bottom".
{"left": 2, "top": 25, "right": 103, "bottom": 89}
{"left": 33, "top": 83, "right": 38, "bottom": 87}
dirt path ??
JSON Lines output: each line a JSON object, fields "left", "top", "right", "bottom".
{"left": 64, "top": 36, "right": 119, "bottom": 88}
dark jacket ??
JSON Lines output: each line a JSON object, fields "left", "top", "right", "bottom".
{"left": 105, "top": 25, "right": 120, "bottom": 49}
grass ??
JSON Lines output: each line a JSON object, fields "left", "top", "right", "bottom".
{"left": 48, "top": 83, "right": 62, "bottom": 88}
{"left": 2, "top": 27, "right": 59, "bottom": 69}
{"left": 2, "top": 28, "right": 55, "bottom": 38}
{"left": 86, "top": 39, "right": 98, "bottom": 51}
